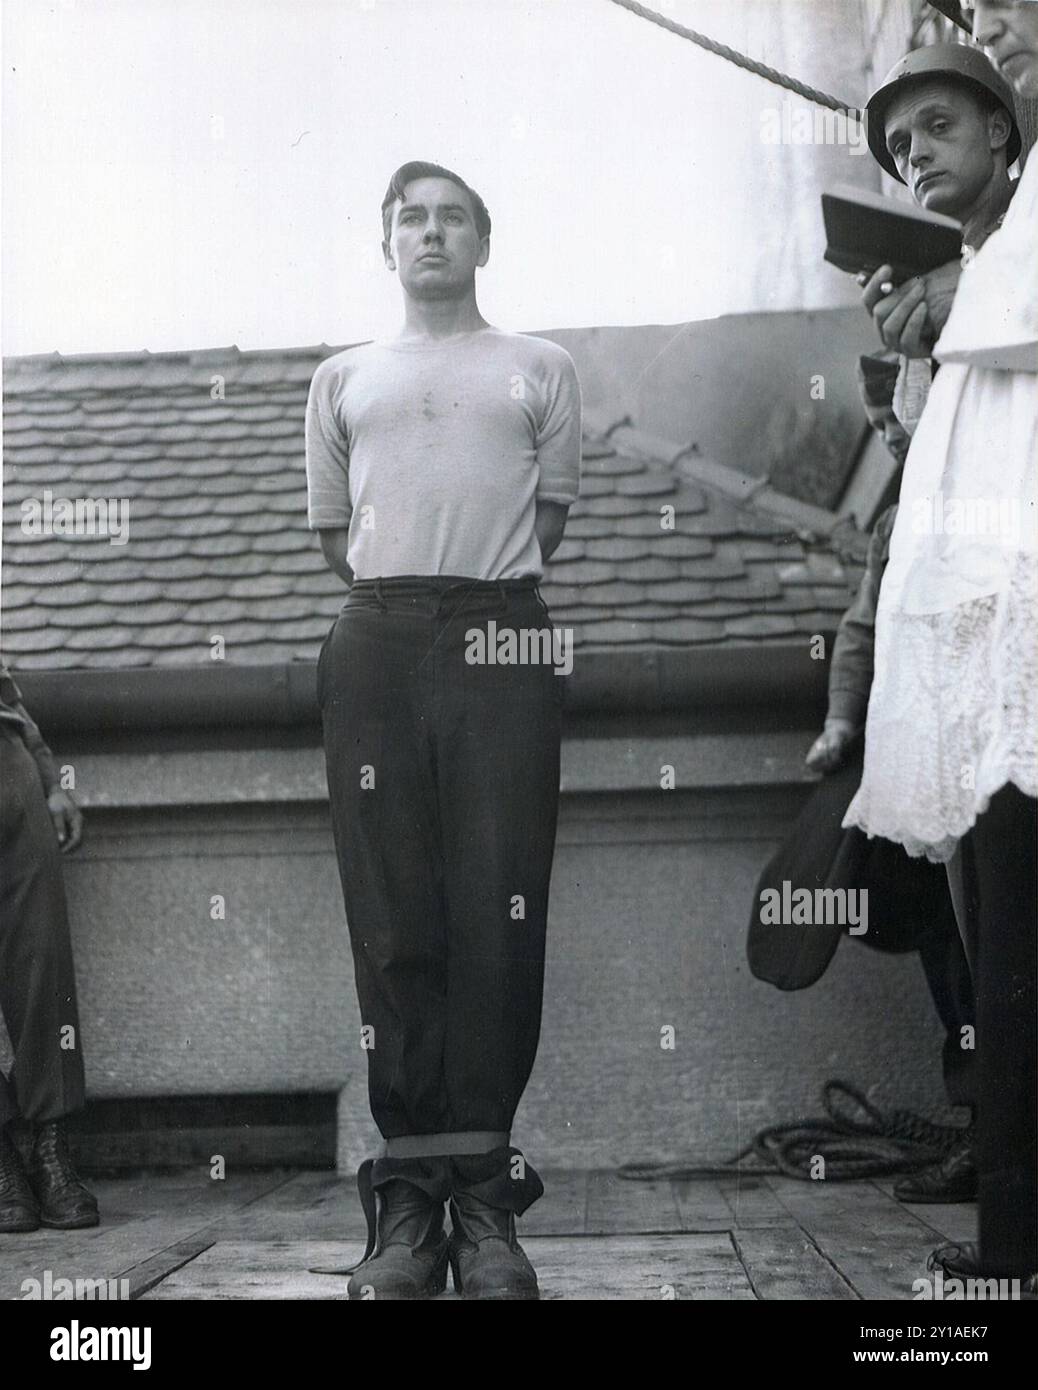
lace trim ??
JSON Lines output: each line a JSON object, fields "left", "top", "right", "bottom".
{"left": 844, "top": 553, "right": 1038, "bottom": 862}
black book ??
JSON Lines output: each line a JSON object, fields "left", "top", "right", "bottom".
{"left": 822, "top": 182, "right": 962, "bottom": 284}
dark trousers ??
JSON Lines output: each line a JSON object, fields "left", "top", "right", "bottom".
{"left": 0, "top": 727, "right": 85, "bottom": 1128}
{"left": 954, "top": 784, "right": 1037, "bottom": 1276}
{"left": 918, "top": 924, "right": 976, "bottom": 1110}
{"left": 318, "top": 576, "right": 564, "bottom": 1149}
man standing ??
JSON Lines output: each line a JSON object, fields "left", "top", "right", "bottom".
{"left": 839, "top": 38, "right": 1022, "bottom": 1214}
{"left": 847, "top": 5, "right": 1038, "bottom": 1283}
{"left": 0, "top": 658, "right": 98, "bottom": 1233}
{"left": 306, "top": 162, "right": 580, "bottom": 1300}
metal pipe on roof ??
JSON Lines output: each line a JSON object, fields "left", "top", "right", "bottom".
{"left": 13, "top": 643, "right": 831, "bottom": 732}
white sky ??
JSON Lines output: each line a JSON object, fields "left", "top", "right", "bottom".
{"left": 2, "top": 0, "right": 868, "bottom": 356}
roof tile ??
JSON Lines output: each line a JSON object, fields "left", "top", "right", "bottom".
{"left": 615, "top": 473, "right": 678, "bottom": 498}
{"left": 795, "top": 610, "right": 842, "bottom": 633}
{"left": 579, "top": 619, "right": 657, "bottom": 645}
{"left": 563, "top": 515, "right": 615, "bottom": 539}
{"left": 575, "top": 476, "right": 616, "bottom": 500}
{"left": 248, "top": 596, "right": 324, "bottom": 622}
{"left": 583, "top": 495, "right": 659, "bottom": 518}
{"left": 227, "top": 575, "right": 295, "bottom": 598}
{"left": 65, "top": 624, "right": 156, "bottom": 651}
{"left": 186, "top": 535, "right": 255, "bottom": 557}
{"left": 112, "top": 601, "right": 188, "bottom": 626}
{"left": 0, "top": 604, "right": 48, "bottom": 631}
{"left": 709, "top": 578, "right": 781, "bottom": 602}
{"left": 3, "top": 625, "right": 73, "bottom": 653}
{"left": 644, "top": 581, "right": 713, "bottom": 605}
{"left": 33, "top": 582, "right": 107, "bottom": 609}
{"left": 583, "top": 454, "right": 644, "bottom": 477}
{"left": 583, "top": 537, "right": 652, "bottom": 562}
{"left": 680, "top": 555, "right": 745, "bottom": 581}
{"left": 250, "top": 530, "right": 312, "bottom": 555}
{"left": 651, "top": 617, "right": 724, "bottom": 644}
{"left": 724, "top": 614, "right": 800, "bottom": 639}
{"left": 813, "top": 584, "right": 854, "bottom": 606}
{"left": 542, "top": 560, "right": 617, "bottom": 586}
{"left": 586, "top": 581, "right": 652, "bottom": 607}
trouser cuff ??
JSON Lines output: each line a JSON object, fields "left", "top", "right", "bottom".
{"left": 369, "top": 1155, "right": 451, "bottom": 1203}
{"left": 450, "top": 1146, "right": 544, "bottom": 1215}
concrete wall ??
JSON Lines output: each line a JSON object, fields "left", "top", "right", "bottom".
{"left": 0, "top": 732, "right": 948, "bottom": 1170}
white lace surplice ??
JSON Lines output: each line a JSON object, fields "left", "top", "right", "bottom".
{"left": 844, "top": 158, "right": 1038, "bottom": 862}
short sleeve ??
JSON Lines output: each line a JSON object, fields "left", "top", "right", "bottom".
{"left": 305, "top": 361, "right": 353, "bottom": 530}
{"left": 534, "top": 348, "right": 582, "bottom": 506}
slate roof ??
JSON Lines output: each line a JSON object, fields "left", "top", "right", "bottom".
{"left": 1, "top": 346, "right": 865, "bottom": 672}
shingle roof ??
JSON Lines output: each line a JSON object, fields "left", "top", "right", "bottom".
{"left": 2, "top": 345, "right": 865, "bottom": 672}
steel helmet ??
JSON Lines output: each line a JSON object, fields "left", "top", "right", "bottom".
{"left": 865, "top": 42, "right": 1021, "bottom": 182}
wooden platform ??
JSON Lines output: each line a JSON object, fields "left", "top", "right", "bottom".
{"left": 2, "top": 1169, "right": 976, "bottom": 1301}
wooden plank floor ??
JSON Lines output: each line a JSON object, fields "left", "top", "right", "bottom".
{"left": 1, "top": 1169, "right": 977, "bottom": 1301}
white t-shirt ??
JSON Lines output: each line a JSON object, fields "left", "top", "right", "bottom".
{"left": 305, "top": 327, "right": 581, "bottom": 580}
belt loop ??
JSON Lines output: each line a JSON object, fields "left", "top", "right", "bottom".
{"left": 495, "top": 579, "right": 508, "bottom": 615}
{"left": 374, "top": 577, "right": 387, "bottom": 612}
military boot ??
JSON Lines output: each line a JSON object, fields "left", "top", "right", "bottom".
{"left": 345, "top": 1166, "right": 449, "bottom": 1301}
{"left": 0, "top": 1126, "right": 40, "bottom": 1234}
{"left": 894, "top": 1131, "right": 977, "bottom": 1204}
{"left": 27, "top": 1120, "right": 99, "bottom": 1230}
{"left": 448, "top": 1189, "right": 539, "bottom": 1300}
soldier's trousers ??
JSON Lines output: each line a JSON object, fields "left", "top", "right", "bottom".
{"left": 954, "top": 783, "right": 1037, "bottom": 1278}
{"left": 0, "top": 726, "right": 85, "bottom": 1128}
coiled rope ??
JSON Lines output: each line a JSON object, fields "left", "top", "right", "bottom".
{"left": 618, "top": 1080, "right": 969, "bottom": 1182}
{"left": 606, "top": 0, "right": 862, "bottom": 119}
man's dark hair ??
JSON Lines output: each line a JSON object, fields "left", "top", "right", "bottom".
{"left": 381, "top": 161, "right": 491, "bottom": 241}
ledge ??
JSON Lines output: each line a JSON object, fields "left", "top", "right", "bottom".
{"left": 14, "top": 640, "right": 832, "bottom": 733}
{"left": 54, "top": 730, "right": 820, "bottom": 810}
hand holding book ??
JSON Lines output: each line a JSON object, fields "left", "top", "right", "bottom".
{"left": 861, "top": 260, "right": 962, "bottom": 359}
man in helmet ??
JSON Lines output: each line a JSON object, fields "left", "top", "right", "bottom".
{"left": 846, "top": 5, "right": 1038, "bottom": 1286}
{"left": 859, "top": 42, "right": 1020, "bottom": 366}
{"left": 830, "top": 44, "right": 1020, "bottom": 1206}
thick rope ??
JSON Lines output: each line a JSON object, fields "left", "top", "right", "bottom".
{"left": 617, "top": 1080, "right": 969, "bottom": 1183}
{"left": 606, "top": 0, "right": 861, "bottom": 119}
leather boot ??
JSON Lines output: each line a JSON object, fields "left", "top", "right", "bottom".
{"left": 27, "top": 1120, "right": 99, "bottom": 1230}
{"left": 894, "top": 1134, "right": 977, "bottom": 1204}
{"left": 0, "top": 1126, "right": 40, "bottom": 1234}
{"left": 347, "top": 1176, "right": 449, "bottom": 1301}
{"left": 448, "top": 1191, "right": 539, "bottom": 1300}
{"left": 928, "top": 1242, "right": 1037, "bottom": 1299}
